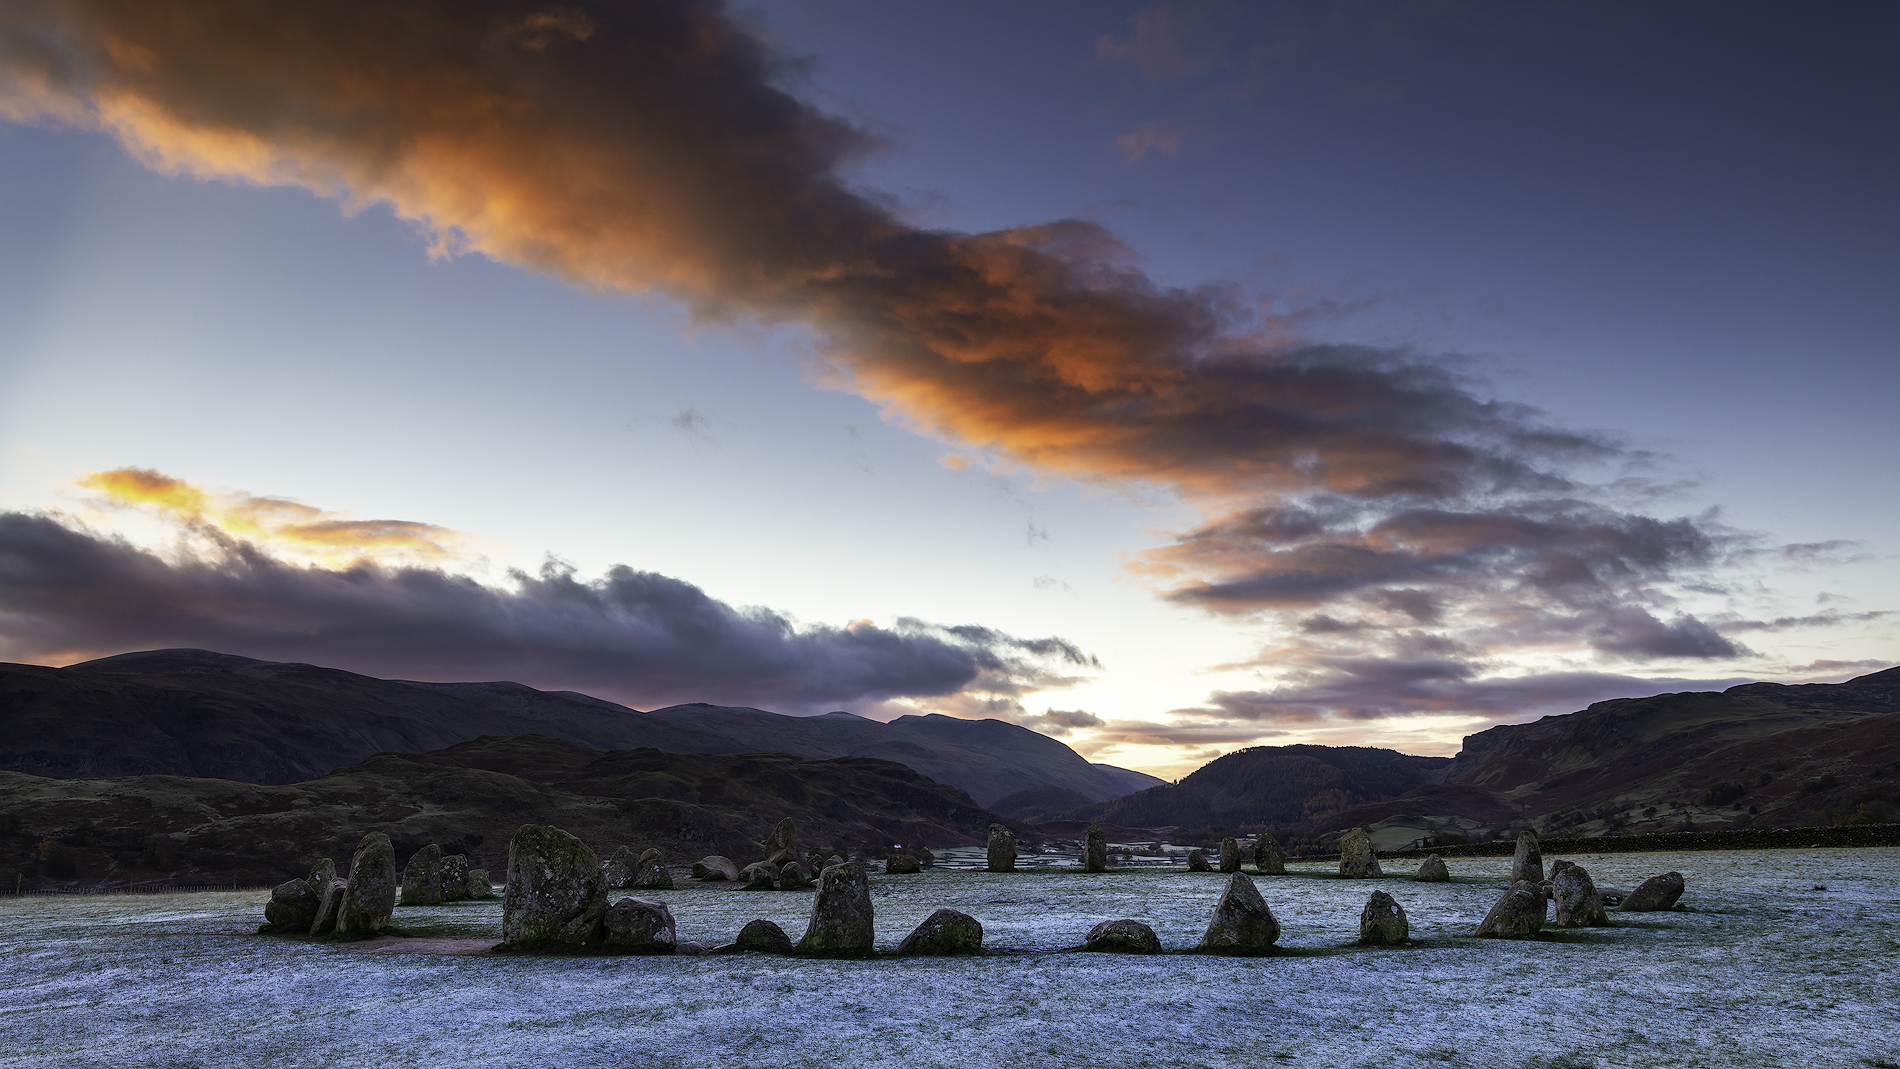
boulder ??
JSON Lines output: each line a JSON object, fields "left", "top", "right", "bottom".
{"left": 1253, "top": 836, "right": 1286, "bottom": 875}
{"left": 602, "top": 846, "right": 639, "bottom": 890}
{"left": 691, "top": 856, "right": 740, "bottom": 882}
{"left": 675, "top": 941, "right": 710, "bottom": 955}
{"left": 1197, "top": 873, "right": 1280, "bottom": 954}
{"left": 796, "top": 861, "right": 875, "bottom": 956}
{"left": 741, "top": 862, "right": 780, "bottom": 890}
{"left": 500, "top": 824, "right": 608, "bottom": 950}
{"left": 987, "top": 824, "right": 1017, "bottom": 873}
{"left": 440, "top": 854, "right": 470, "bottom": 902}
{"left": 264, "top": 878, "right": 319, "bottom": 931}
{"left": 1413, "top": 855, "right": 1450, "bottom": 882}
{"left": 1619, "top": 871, "right": 1686, "bottom": 912}
{"left": 1358, "top": 890, "right": 1410, "bottom": 945}
{"left": 914, "top": 847, "right": 937, "bottom": 869}
{"left": 602, "top": 897, "right": 677, "bottom": 954}
{"left": 1186, "top": 848, "right": 1210, "bottom": 872}
{"left": 1338, "top": 827, "right": 1383, "bottom": 878}
{"left": 1083, "top": 825, "right": 1108, "bottom": 872}
{"left": 310, "top": 879, "right": 347, "bottom": 935}
{"left": 776, "top": 862, "right": 810, "bottom": 891}
{"left": 1083, "top": 919, "right": 1162, "bottom": 954}
{"left": 897, "top": 908, "right": 984, "bottom": 955}
{"left": 724, "top": 918, "right": 794, "bottom": 954}
{"left": 400, "top": 843, "right": 443, "bottom": 907}
{"left": 884, "top": 853, "right": 921, "bottom": 875}
{"left": 466, "top": 869, "right": 494, "bottom": 899}
{"left": 336, "top": 832, "right": 398, "bottom": 939}
{"left": 1552, "top": 863, "right": 1610, "bottom": 927}
{"left": 1475, "top": 880, "right": 1548, "bottom": 938}
{"left": 1219, "top": 837, "right": 1242, "bottom": 874}
{"left": 305, "top": 858, "right": 336, "bottom": 909}
{"left": 1511, "top": 830, "right": 1544, "bottom": 885}
{"left": 633, "top": 848, "right": 673, "bottom": 890}
{"left": 762, "top": 818, "right": 800, "bottom": 866}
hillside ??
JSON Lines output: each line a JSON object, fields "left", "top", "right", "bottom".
{"left": 0, "top": 735, "right": 1018, "bottom": 892}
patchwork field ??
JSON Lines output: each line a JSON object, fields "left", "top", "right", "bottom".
{"left": 3, "top": 849, "right": 1895, "bottom": 1068}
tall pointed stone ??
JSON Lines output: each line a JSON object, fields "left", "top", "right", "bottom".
{"left": 1253, "top": 836, "right": 1286, "bottom": 875}
{"left": 440, "top": 854, "right": 470, "bottom": 902}
{"left": 1511, "top": 830, "right": 1544, "bottom": 886}
{"left": 1337, "top": 827, "right": 1383, "bottom": 878}
{"left": 1218, "top": 837, "right": 1242, "bottom": 873}
{"left": 763, "top": 818, "right": 800, "bottom": 866}
{"left": 987, "top": 824, "right": 1017, "bottom": 873}
{"left": 400, "top": 843, "right": 442, "bottom": 906}
{"left": 1083, "top": 824, "right": 1108, "bottom": 872}
{"left": 796, "top": 861, "right": 875, "bottom": 956}
{"left": 500, "top": 824, "right": 608, "bottom": 950}
{"left": 336, "top": 832, "right": 397, "bottom": 939}
{"left": 1197, "top": 872, "right": 1280, "bottom": 954}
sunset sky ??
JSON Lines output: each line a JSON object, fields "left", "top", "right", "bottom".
{"left": 0, "top": 1, "right": 1894, "bottom": 777}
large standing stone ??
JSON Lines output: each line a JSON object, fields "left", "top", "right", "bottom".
{"left": 466, "top": 869, "right": 494, "bottom": 899}
{"left": 1253, "top": 836, "right": 1286, "bottom": 875}
{"left": 1187, "top": 848, "right": 1210, "bottom": 872}
{"left": 1219, "top": 837, "right": 1242, "bottom": 874}
{"left": 987, "top": 824, "right": 1017, "bottom": 873}
{"left": 500, "top": 824, "right": 608, "bottom": 950}
{"left": 336, "top": 832, "right": 398, "bottom": 939}
{"left": 884, "top": 853, "right": 921, "bottom": 875}
{"left": 692, "top": 856, "right": 740, "bottom": 882}
{"left": 1084, "top": 825, "right": 1108, "bottom": 872}
{"left": 1358, "top": 890, "right": 1410, "bottom": 945}
{"left": 440, "top": 854, "right": 470, "bottom": 902}
{"left": 897, "top": 908, "right": 984, "bottom": 955}
{"left": 263, "top": 878, "right": 319, "bottom": 931}
{"left": 1338, "top": 827, "right": 1383, "bottom": 878}
{"left": 1552, "top": 863, "right": 1610, "bottom": 927}
{"left": 602, "top": 897, "right": 677, "bottom": 953}
{"left": 742, "top": 862, "right": 780, "bottom": 890}
{"left": 1511, "top": 830, "right": 1544, "bottom": 886}
{"left": 730, "top": 919, "right": 793, "bottom": 954}
{"left": 400, "top": 843, "right": 443, "bottom": 907}
{"left": 633, "top": 848, "right": 674, "bottom": 889}
{"left": 1197, "top": 873, "right": 1280, "bottom": 954}
{"left": 1475, "top": 880, "right": 1548, "bottom": 938}
{"left": 1083, "top": 919, "right": 1162, "bottom": 954}
{"left": 1414, "top": 855, "right": 1450, "bottom": 882}
{"left": 796, "top": 861, "right": 875, "bottom": 955}
{"left": 762, "top": 818, "right": 800, "bottom": 866}
{"left": 1619, "top": 871, "right": 1686, "bottom": 912}
{"left": 310, "top": 879, "right": 347, "bottom": 935}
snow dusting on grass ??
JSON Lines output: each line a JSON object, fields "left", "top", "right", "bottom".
{"left": 2, "top": 849, "right": 1896, "bottom": 1068}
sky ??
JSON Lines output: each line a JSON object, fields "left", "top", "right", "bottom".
{"left": 0, "top": 0, "right": 1894, "bottom": 778}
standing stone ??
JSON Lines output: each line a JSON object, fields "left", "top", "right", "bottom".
{"left": 310, "top": 879, "right": 347, "bottom": 935}
{"left": 897, "top": 908, "right": 984, "bottom": 955}
{"left": 1187, "top": 848, "right": 1210, "bottom": 872}
{"left": 1253, "top": 836, "right": 1286, "bottom": 875}
{"left": 762, "top": 818, "right": 800, "bottom": 866}
{"left": 1475, "top": 880, "right": 1548, "bottom": 937}
{"left": 1338, "top": 827, "right": 1383, "bottom": 878}
{"left": 440, "top": 854, "right": 470, "bottom": 902}
{"left": 691, "top": 856, "right": 740, "bottom": 881}
{"left": 1414, "top": 855, "right": 1450, "bottom": 882}
{"left": 1084, "top": 825, "right": 1108, "bottom": 872}
{"left": 914, "top": 847, "right": 937, "bottom": 869}
{"left": 1197, "top": 873, "right": 1281, "bottom": 954}
{"left": 400, "top": 843, "right": 443, "bottom": 907}
{"left": 1619, "top": 871, "right": 1686, "bottom": 912}
{"left": 796, "top": 861, "right": 875, "bottom": 955}
{"left": 1552, "top": 863, "right": 1610, "bottom": 927}
{"left": 776, "top": 861, "right": 810, "bottom": 890}
{"left": 1219, "top": 837, "right": 1242, "bottom": 874}
{"left": 602, "top": 847, "right": 638, "bottom": 890}
{"left": 264, "top": 878, "right": 319, "bottom": 931}
{"left": 336, "top": 832, "right": 398, "bottom": 939}
{"left": 1511, "top": 830, "right": 1544, "bottom": 886}
{"left": 602, "top": 897, "right": 677, "bottom": 953}
{"left": 500, "top": 824, "right": 608, "bottom": 950}
{"left": 732, "top": 919, "right": 794, "bottom": 954}
{"left": 466, "top": 869, "right": 494, "bottom": 899}
{"left": 1358, "top": 890, "right": 1410, "bottom": 945}
{"left": 633, "top": 848, "right": 673, "bottom": 889}
{"left": 1083, "top": 919, "right": 1162, "bottom": 954}
{"left": 987, "top": 824, "right": 1017, "bottom": 873}
{"left": 305, "top": 858, "right": 336, "bottom": 913}
{"left": 742, "top": 862, "right": 780, "bottom": 890}
{"left": 885, "top": 852, "right": 921, "bottom": 875}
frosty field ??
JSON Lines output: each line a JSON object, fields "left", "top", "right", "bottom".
{"left": 3, "top": 849, "right": 1896, "bottom": 1069}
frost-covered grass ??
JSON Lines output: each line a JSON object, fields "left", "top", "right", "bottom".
{"left": 3, "top": 849, "right": 1897, "bottom": 1068}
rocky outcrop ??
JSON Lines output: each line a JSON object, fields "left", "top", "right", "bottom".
{"left": 884, "top": 853, "right": 921, "bottom": 875}
{"left": 1619, "top": 871, "right": 1686, "bottom": 912}
{"left": 632, "top": 848, "right": 673, "bottom": 889}
{"left": 1552, "top": 863, "right": 1610, "bottom": 927}
{"left": 796, "top": 861, "right": 875, "bottom": 955}
{"left": 1083, "top": 919, "right": 1162, "bottom": 954}
{"left": 500, "top": 824, "right": 607, "bottom": 950}
{"left": 1197, "top": 873, "right": 1280, "bottom": 954}
{"left": 1083, "top": 824, "right": 1108, "bottom": 872}
{"left": 741, "top": 861, "right": 780, "bottom": 890}
{"left": 440, "top": 854, "right": 470, "bottom": 902}
{"left": 1358, "top": 890, "right": 1410, "bottom": 945}
{"left": 1253, "top": 837, "right": 1286, "bottom": 875}
{"left": 400, "top": 843, "right": 442, "bottom": 907}
{"left": 1511, "top": 830, "right": 1544, "bottom": 885}
{"left": 466, "top": 869, "right": 494, "bottom": 899}
{"left": 1219, "top": 837, "right": 1241, "bottom": 874}
{"left": 691, "top": 856, "right": 739, "bottom": 882}
{"left": 725, "top": 918, "right": 794, "bottom": 954}
{"left": 987, "top": 824, "right": 1017, "bottom": 873}
{"left": 1187, "top": 848, "right": 1210, "bottom": 872}
{"left": 896, "top": 908, "right": 984, "bottom": 955}
{"left": 336, "top": 832, "right": 398, "bottom": 939}
{"left": 1338, "top": 827, "right": 1383, "bottom": 878}
{"left": 264, "top": 878, "right": 319, "bottom": 931}
{"left": 1475, "top": 880, "right": 1547, "bottom": 937}
{"left": 602, "top": 897, "right": 677, "bottom": 953}
{"left": 1413, "top": 855, "right": 1450, "bottom": 882}
{"left": 762, "top": 818, "right": 799, "bottom": 866}
{"left": 311, "top": 879, "right": 347, "bottom": 934}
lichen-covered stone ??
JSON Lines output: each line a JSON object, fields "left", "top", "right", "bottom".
{"left": 1219, "top": 837, "right": 1241, "bottom": 874}
{"left": 310, "top": 878, "right": 347, "bottom": 935}
{"left": 336, "top": 832, "right": 397, "bottom": 939}
{"left": 1253, "top": 836, "right": 1286, "bottom": 875}
{"left": 440, "top": 854, "right": 470, "bottom": 902}
{"left": 884, "top": 852, "right": 921, "bottom": 874}
{"left": 1619, "top": 871, "right": 1686, "bottom": 912}
{"left": 466, "top": 869, "right": 494, "bottom": 899}
{"left": 1358, "top": 890, "right": 1410, "bottom": 945}
{"left": 776, "top": 861, "right": 810, "bottom": 890}
{"left": 400, "top": 843, "right": 442, "bottom": 907}
{"left": 602, "top": 846, "right": 638, "bottom": 890}
{"left": 1084, "top": 918, "right": 1161, "bottom": 954}
{"left": 692, "top": 856, "right": 739, "bottom": 882}
{"left": 987, "top": 824, "right": 1017, "bottom": 873}
{"left": 305, "top": 858, "right": 336, "bottom": 915}
{"left": 742, "top": 861, "right": 780, "bottom": 890}
{"left": 796, "top": 861, "right": 874, "bottom": 955}
{"left": 1187, "top": 848, "right": 1210, "bottom": 872}
{"left": 731, "top": 918, "right": 793, "bottom": 954}
{"left": 1512, "top": 830, "right": 1544, "bottom": 886}
{"left": 632, "top": 848, "right": 673, "bottom": 890}
{"left": 1197, "top": 873, "right": 1280, "bottom": 954}
{"left": 1414, "top": 855, "right": 1450, "bottom": 882}
{"left": 1552, "top": 863, "right": 1610, "bottom": 927}
{"left": 1084, "top": 824, "right": 1108, "bottom": 872}
{"left": 897, "top": 908, "right": 983, "bottom": 955}
{"left": 762, "top": 818, "right": 800, "bottom": 866}
{"left": 602, "top": 896, "right": 677, "bottom": 954}
{"left": 500, "top": 824, "right": 607, "bottom": 950}
{"left": 1338, "top": 827, "right": 1383, "bottom": 878}
{"left": 1475, "top": 880, "right": 1548, "bottom": 938}
{"left": 264, "top": 878, "right": 318, "bottom": 931}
